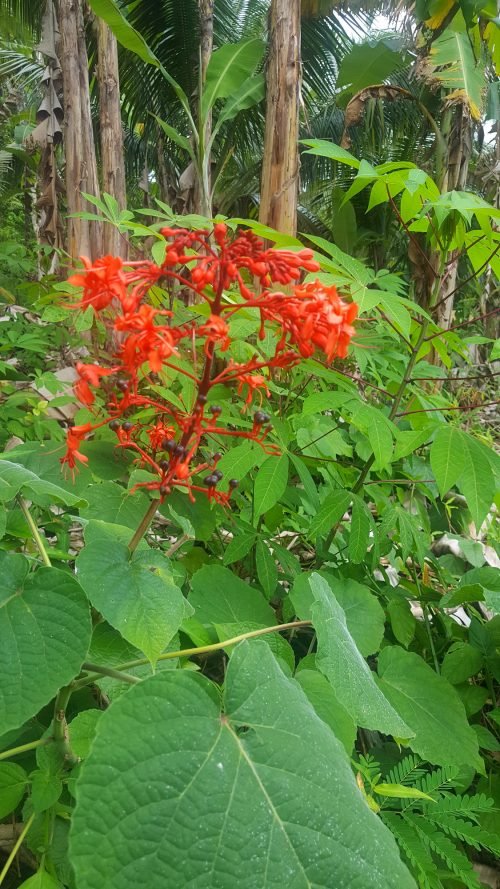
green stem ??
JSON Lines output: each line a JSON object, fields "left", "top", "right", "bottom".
{"left": 18, "top": 496, "right": 52, "bottom": 567}
{"left": 423, "top": 605, "right": 440, "bottom": 674}
{"left": 74, "top": 621, "right": 312, "bottom": 687}
{"left": 127, "top": 498, "right": 158, "bottom": 556}
{"left": 80, "top": 662, "right": 141, "bottom": 685}
{"left": 52, "top": 686, "right": 78, "bottom": 767}
{"left": 0, "top": 737, "right": 51, "bottom": 762}
{"left": 0, "top": 813, "right": 34, "bottom": 887}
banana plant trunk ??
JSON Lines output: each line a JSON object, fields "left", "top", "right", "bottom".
{"left": 197, "top": 0, "right": 214, "bottom": 217}
{"left": 435, "top": 106, "right": 472, "bottom": 330}
{"left": 57, "top": 0, "right": 101, "bottom": 261}
{"left": 97, "top": 17, "right": 127, "bottom": 257}
{"left": 259, "top": 0, "right": 301, "bottom": 236}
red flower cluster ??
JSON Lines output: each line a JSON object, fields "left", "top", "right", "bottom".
{"left": 62, "top": 224, "right": 357, "bottom": 505}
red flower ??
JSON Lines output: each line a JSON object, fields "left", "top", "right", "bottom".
{"left": 68, "top": 256, "right": 126, "bottom": 311}
{"left": 74, "top": 362, "right": 116, "bottom": 405}
{"left": 62, "top": 225, "right": 356, "bottom": 507}
{"left": 61, "top": 423, "right": 93, "bottom": 472}
{"left": 198, "top": 314, "right": 231, "bottom": 354}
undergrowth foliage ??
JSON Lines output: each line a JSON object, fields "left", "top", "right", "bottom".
{"left": 0, "top": 162, "right": 499, "bottom": 889}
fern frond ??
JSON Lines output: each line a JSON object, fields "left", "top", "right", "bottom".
{"left": 415, "top": 765, "right": 460, "bottom": 796}
{"left": 386, "top": 753, "right": 427, "bottom": 787}
{"left": 422, "top": 792, "right": 495, "bottom": 821}
{"left": 403, "top": 814, "right": 481, "bottom": 889}
{"left": 381, "top": 813, "right": 441, "bottom": 889}
{"left": 424, "top": 813, "right": 500, "bottom": 856}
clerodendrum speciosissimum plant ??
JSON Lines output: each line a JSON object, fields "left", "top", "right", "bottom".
{"left": 62, "top": 224, "right": 358, "bottom": 505}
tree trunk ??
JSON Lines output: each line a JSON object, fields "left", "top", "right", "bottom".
{"left": 435, "top": 106, "right": 472, "bottom": 330}
{"left": 97, "top": 17, "right": 126, "bottom": 257}
{"left": 259, "top": 0, "right": 301, "bottom": 237}
{"left": 57, "top": 0, "right": 101, "bottom": 260}
{"left": 197, "top": 0, "right": 214, "bottom": 217}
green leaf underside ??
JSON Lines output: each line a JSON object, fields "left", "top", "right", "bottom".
{"left": 377, "top": 646, "right": 483, "bottom": 771}
{"left": 309, "top": 575, "right": 413, "bottom": 738}
{"left": 76, "top": 521, "right": 188, "bottom": 664}
{"left": 71, "top": 641, "right": 415, "bottom": 889}
{"left": 0, "top": 562, "right": 91, "bottom": 733}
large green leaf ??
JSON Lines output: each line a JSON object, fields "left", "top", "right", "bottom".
{"left": 430, "top": 425, "right": 465, "bottom": 496}
{"left": 201, "top": 38, "right": 265, "bottom": 119}
{"left": 80, "top": 481, "right": 150, "bottom": 530}
{"left": 253, "top": 454, "right": 289, "bottom": 516}
{"left": 86, "top": 0, "right": 192, "bottom": 116}
{"left": 426, "top": 25, "right": 485, "bottom": 119}
{"left": 377, "top": 646, "right": 483, "bottom": 771}
{"left": 186, "top": 565, "right": 274, "bottom": 640}
{"left": 70, "top": 641, "right": 415, "bottom": 889}
{"left": 309, "top": 575, "right": 413, "bottom": 738}
{"left": 295, "top": 669, "right": 356, "bottom": 755}
{"left": 76, "top": 521, "right": 189, "bottom": 664}
{"left": 214, "top": 75, "right": 265, "bottom": 128}
{"left": 0, "top": 561, "right": 91, "bottom": 733}
{"left": 301, "top": 139, "right": 361, "bottom": 169}
{"left": 0, "top": 460, "right": 85, "bottom": 507}
{"left": 87, "top": 0, "right": 158, "bottom": 65}
{"left": 348, "top": 495, "right": 372, "bottom": 564}
{"left": 336, "top": 38, "right": 405, "bottom": 98}
{"left": 291, "top": 572, "right": 384, "bottom": 657}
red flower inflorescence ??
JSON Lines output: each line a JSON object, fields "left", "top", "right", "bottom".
{"left": 62, "top": 225, "right": 358, "bottom": 504}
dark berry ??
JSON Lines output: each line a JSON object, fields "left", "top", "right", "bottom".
{"left": 209, "top": 405, "right": 222, "bottom": 414}
{"left": 197, "top": 394, "right": 207, "bottom": 404}
{"left": 122, "top": 421, "right": 134, "bottom": 432}
{"left": 204, "top": 475, "right": 218, "bottom": 487}
{"left": 173, "top": 444, "right": 186, "bottom": 457}
{"left": 108, "top": 420, "right": 120, "bottom": 431}
{"left": 213, "top": 470, "right": 223, "bottom": 481}
{"left": 254, "top": 410, "right": 270, "bottom": 425}
{"left": 213, "top": 452, "right": 222, "bottom": 461}
{"left": 117, "top": 379, "right": 129, "bottom": 391}
{"left": 159, "top": 460, "right": 169, "bottom": 471}
{"left": 162, "top": 438, "right": 176, "bottom": 451}
{"left": 229, "top": 479, "right": 239, "bottom": 489}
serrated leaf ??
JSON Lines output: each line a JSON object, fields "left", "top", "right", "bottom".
{"left": 70, "top": 641, "right": 415, "bottom": 889}
{"left": 349, "top": 495, "right": 372, "bottom": 563}
{"left": 457, "top": 431, "right": 495, "bottom": 530}
{"left": 0, "top": 562, "right": 91, "bottom": 734}
{"left": 310, "top": 574, "right": 413, "bottom": 738}
{"left": 253, "top": 454, "right": 289, "bottom": 517}
{"left": 76, "top": 521, "right": 188, "bottom": 665}
{"left": 430, "top": 426, "right": 465, "bottom": 496}
{"left": 309, "top": 489, "right": 351, "bottom": 538}
{"left": 216, "top": 441, "right": 264, "bottom": 488}
{"left": 377, "top": 646, "right": 483, "bottom": 771}
{"left": 222, "top": 531, "right": 256, "bottom": 565}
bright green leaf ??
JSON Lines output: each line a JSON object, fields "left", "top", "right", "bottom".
{"left": 70, "top": 641, "right": 415, "bottom": 889}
